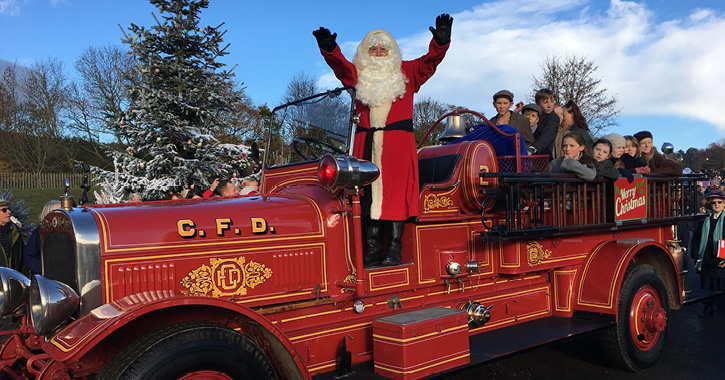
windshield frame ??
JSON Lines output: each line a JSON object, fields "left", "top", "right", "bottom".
{"left": 264, "top": 86, "right": 357, "bottom": 170}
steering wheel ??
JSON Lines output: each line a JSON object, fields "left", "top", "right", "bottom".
{"left": 292, "top": 136, "right": 345, "bottom": 161}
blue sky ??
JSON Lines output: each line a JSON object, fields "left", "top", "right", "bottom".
{"left": 2, "top": 0, "right": 724, "bottom": 152}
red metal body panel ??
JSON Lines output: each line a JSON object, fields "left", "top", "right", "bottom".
{"left": 417, "top": 141, "right": 500, "bottom": 220}
{"left": 372, "top": 308, "right": 470, "bottom": 380}
{"left": 43, "top": 291, "right": 310, "bottom": 379}
{"left": 574, "top": 239, "right": 678, "bottom": 315}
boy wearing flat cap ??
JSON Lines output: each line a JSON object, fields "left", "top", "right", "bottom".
{"left": 489, "top": 90, "right": 534, "bottom": 148}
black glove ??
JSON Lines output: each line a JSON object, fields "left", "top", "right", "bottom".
{"left": 617, "top": 168, "right": 634, "bottom": 183}
{"left": 313, "top": 27, "right": 337, "bottom": 53}
{"left": 429, "top": 13, "right": 453, "bottom": 46}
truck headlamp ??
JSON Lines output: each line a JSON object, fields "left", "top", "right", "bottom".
{"left": 29, "top": 275, "right": 79, "bottom": 335}
{"left": 318, "top": 154, "right": 379, "bottom": 189}
{"left": 0, "top": 267, "right": 31, "bottom": 315}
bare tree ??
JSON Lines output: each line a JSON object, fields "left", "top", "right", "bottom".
{"left": 0, "top": 58, "right": 71, "bottom": 173}
{"left": 282, "top": 72, "right": 318, "bottom": 104}
{"left": 530, "top": 54, "right": 620, "bottom": 136}
{"left": 414, "top": 97, "right": 481, "bottom": 147}
{"left": 69, "top": 45, "right": 133, "bottom": 145}
{"left": 0, "top": 65, "right": 24, "bottom": 134}
{"left": 211, "top": 82, "right": 263, "bottom": 145}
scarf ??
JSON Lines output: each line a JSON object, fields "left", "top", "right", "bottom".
{"left": 696, "top": 212, "right": 724, "bottom": 271}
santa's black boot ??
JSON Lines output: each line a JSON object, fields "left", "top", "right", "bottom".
{"left": 381, "top": 221, "right": 404, "bottom": 266}
{"left": 363, "top": 219, "right": 383, "bottom": 267}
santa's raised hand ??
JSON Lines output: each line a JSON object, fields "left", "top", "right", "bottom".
{"left": 429, "top": 13, "right": 453, "bottom": 46}
{"left": 313, "top": 27, "right": 337, "bottom": 53}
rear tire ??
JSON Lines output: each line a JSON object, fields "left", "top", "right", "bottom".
{"left": 97, "top": 322, "right": 277, "bottom": 380}
{"left": 601, "top": 263, "right": 669, "bottom": 371}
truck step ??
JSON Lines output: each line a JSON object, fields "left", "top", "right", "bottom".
{"left": 312, "top": 315, "right": 614, "bottom": 379}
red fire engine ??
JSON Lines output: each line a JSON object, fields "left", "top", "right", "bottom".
{"left": 0, "top": 87, "right": 704, "bottom": 379}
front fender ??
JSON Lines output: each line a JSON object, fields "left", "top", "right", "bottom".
{"left": 43, "top": 291, "right": 309, "bottom": 380}
{"left": 573, "top": 240, "right": 679, "bottom": 317}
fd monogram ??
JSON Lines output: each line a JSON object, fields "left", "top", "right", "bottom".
{"left": 181, "top": 256, "right": 273, "bottom": 298}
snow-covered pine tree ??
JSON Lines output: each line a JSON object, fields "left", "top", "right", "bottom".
{"left": 92, "top": 0, "right": 252, "bottom": 200}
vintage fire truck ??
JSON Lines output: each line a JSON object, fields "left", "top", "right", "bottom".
{"left": 0, "top": 87, "right": 704, "bottom": 379}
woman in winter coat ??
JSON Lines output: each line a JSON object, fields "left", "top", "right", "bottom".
{"left": 691, "top": 190, "right": 725, "bottom": 317}
{"left": 633, "top": 130, "right": 681, "bottom": 176}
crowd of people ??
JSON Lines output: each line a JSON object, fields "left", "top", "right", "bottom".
{"left": 487, "top": 88, "right": 683, "bottom": 181}
{"left": 127, "top": 176, "right": 259, "bottom": 203}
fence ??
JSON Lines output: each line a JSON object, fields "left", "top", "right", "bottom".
{"left": 0, "top": 172, "right": 99, "bottom": 190}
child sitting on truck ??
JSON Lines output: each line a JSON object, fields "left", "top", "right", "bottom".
{"left": 592, "top": 139, "right": 619, "bottom": 181}
{"left": 549, "top": 132, "right": 599, "bottom": 181}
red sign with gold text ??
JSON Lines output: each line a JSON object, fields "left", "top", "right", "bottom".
{"left": 614, "top": 177, "right": 647, "bottom": 222}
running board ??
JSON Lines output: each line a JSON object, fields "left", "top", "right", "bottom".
{"left": 682, "top": 289, "right": 721, "bottom": 307}
{"left": 311, "top": 315, "right": 614, "bottom": 379}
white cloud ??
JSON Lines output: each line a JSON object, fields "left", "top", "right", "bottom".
{"left": 318, "top": 0, "right": 725, "bottom": 137}
{"left": 0, "top": 0, "right": 28, "bottom": 16}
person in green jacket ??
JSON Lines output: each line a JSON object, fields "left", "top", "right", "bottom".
{"left": 592, "top": 139, "right": 619, "bottom": 181}
{"left": 0, "top": 198, "right": 25, "bottom": 273}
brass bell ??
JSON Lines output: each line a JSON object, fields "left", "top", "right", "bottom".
{"left": 438, "top": 114, "right": 466, "bottom": 142}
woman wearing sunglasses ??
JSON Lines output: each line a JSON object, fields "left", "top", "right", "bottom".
{"left": 692, "top": 190, "right": 725, "bottom": 317}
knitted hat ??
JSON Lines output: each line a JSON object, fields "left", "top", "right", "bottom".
{"left": 604, "top": 133, "right": 626, "bottom": 149}
{"left": 634, "top": 131, "right": 653, "bottom": 142}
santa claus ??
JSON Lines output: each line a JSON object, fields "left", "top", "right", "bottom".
{"left": 313, "top": 14, "right": 453, "bottom": 267}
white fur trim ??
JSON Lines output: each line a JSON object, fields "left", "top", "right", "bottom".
{"left": 369, "top": 102, "right": 392, "bottom": 220}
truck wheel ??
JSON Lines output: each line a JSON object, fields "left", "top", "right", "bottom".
{"left": 97, "top": 322, "right": 277, "bottom": 380}
{"left": 601, "top": 263, "right": 669, "bottom": 372}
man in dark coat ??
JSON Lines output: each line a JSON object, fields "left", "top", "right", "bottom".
{"left": 0, "top": 198, "right": 24, "bottom": 273}
{"left": 313, "top": 14, "right": 452, "bottom": 267}
{"left": 529, "top": 88, "right": 560, "bottom": 156}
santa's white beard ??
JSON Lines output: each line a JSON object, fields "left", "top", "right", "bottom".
{"left": 356, "top": 56, "right": 407, "bottom": 108}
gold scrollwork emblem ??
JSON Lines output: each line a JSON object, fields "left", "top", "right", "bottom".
{"left": 181, "top": 256, "right": 273, "bottom": 298}
{"left": 423, "top": 193, "right": 454, "bottom": 213}
{"left": 527, "top": 241, "right": 551, "bottom": 266}
{"left": 340, "top": 273, "right": 357, "bottom": 293}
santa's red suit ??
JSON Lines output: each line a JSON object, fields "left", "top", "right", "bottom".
{"left": 320, "top": 34, "right": 449, "bottom": 220}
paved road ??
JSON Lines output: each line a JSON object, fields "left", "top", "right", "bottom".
{"left": 444, "top": 261, "right": 722, "bottom": 379}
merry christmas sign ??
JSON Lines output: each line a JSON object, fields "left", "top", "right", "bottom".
{"left": 614, "top": 177, "right": 647, "bottom": 222}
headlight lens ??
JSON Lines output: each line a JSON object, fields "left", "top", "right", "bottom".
{"left": 30, "top": 275, "right": 79, "bottom": 334}
{"left": 0, "top": 267, "right": 30, "bottom": 315}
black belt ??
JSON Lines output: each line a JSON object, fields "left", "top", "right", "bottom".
{"left": 355, "top": 119, "right": 414, "bottom": 161}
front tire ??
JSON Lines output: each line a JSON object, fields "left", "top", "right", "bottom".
{"left": 97, "top": 322, "right": 277, "bottom": 380}
{"left": 601, "top": 263, "right": 669, "bottom": 372}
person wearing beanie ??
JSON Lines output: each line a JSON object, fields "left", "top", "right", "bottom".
{"left": 0, "top": 199, "right": 25, "bottom": 273}
{"left": 605, "top": 133, "right": 647, "bottom": 176}
{"left": 634, "top": 130, "right": 681, "bottom": 175}
{"left": 489, "top": 90, "right": 534, "bottom": 148}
